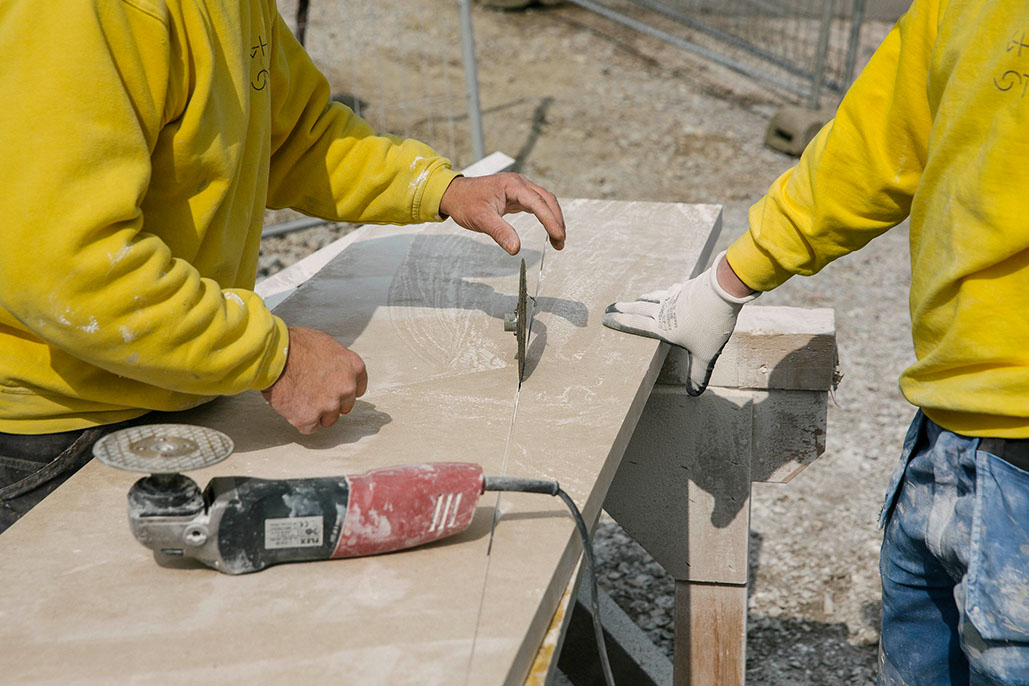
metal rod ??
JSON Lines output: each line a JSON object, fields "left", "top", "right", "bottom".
{"left": 564, "top": 0, "right": 803, "bottom": 96}
{"left": 806, "top": 0, "right": 837, "bottom": 110}
{"left": 843, "top": 0, "right": 867, "bottom": 88}
{"left": 261, "top": 216, "right": 329, "bottom": 238}
{"left": 259, "top": 217, "right": 331, "bottom": 238}
{"left": 458, "top": 0, "right": 486, "bottom": 162}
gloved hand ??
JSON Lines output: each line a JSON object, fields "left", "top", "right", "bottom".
{"left": 603, "top": 252, "right": 759, "bottom": 396}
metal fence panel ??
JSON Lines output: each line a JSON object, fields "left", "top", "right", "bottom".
{"left": 565, "top": 0, "right": 867, "bottom": 108}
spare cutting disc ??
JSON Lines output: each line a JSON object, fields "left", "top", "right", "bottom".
{"left": 93, "top": 424, "right": 234, "bottom": 474}
{"left": 517, "top": 258, "right": 527, "bottom": 382}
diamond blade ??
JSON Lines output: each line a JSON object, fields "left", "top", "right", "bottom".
{"left": 93, "top": 424, "right": 234, "bottom": 474}
{"left": 517, "top": 258, "right": 527, "bottom": 382}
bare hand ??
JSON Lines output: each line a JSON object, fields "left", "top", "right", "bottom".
{"left": 261, "top": 326, "right": 368, "bottom": 434}
{"left": 438, "top": 173, "right": 566, "bottom": 255}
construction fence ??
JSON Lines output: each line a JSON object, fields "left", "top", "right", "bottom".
{"left": 277, "top": 0, "right": 866, "bottom": 172}
{"left": 567, "top": 0, "right": 868, "bottom": 109}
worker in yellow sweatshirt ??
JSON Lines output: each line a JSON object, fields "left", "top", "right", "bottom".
{"left": 606, "top": 0, "right": 1029, "bottom": 683}
{"left": 0, "top": 0, "right": 565, "bottom": 532}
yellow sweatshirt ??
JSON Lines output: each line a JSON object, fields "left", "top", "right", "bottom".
{"left": 0, "top": 0, "right": 459, "bottom": 434}
{"left": 728, "top": 0, "right": 1029, "bottom": 438}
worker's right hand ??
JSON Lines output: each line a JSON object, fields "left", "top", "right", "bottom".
{"left": 438, "top": 173, "right": 565, "bottom": 255}
{"left": 603, "top": 252, "right": 759, "bottom": 396}
{"left": 261, "top": 326, "right": 368, "bottom": 434}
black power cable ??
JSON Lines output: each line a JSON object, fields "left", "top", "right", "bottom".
{"left": 483, "top": 477, "right": 616, "bottom": 686}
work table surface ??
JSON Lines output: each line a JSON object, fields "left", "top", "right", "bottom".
{"left": 0, "top": 199, "right": 720, "bottom": 685}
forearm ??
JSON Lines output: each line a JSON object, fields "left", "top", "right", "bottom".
{"left": 269, "top": 119, "right": 459, "bottom": 224}
{"left": 0, "top": 224, "right": 288, "bottom": 396}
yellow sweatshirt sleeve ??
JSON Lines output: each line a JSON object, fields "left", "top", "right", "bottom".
{"left": 0, "top": 0, "right": 288, "bottom": 399}
{"left": 727, "top": 0, "right": 938, "bottom": 291}
{"left": 264, "top": 12, "right": 459, "bottom": 224}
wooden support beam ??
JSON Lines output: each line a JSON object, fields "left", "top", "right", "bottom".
{"left": 604, "top": 304, "right": 836, "bottom": 686}
{"left": 674, "top": 582, "right": 748, "bottom": 686}
{"left": 605, "top": 386, "right": 754, "bottom": 584}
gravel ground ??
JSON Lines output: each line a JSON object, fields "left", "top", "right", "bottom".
{"left": 263, "top": 3, "right": 907, "bottom": 683}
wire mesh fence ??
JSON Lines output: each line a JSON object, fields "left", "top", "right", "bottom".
{"left": 564, "top": 0, "right": 867, "bottom": 108}
{"left": 275, "top": 0, "right": 484, "bottom": 170}
{"left": 274, "top": 0, "right": 867, "bottom": 175}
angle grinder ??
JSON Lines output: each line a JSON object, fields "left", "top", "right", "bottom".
{"left": 93, "top": 423, "right": 563, "bottom": 575}
{"left": 95, "top": 421, "right": 617, "bottom": 683}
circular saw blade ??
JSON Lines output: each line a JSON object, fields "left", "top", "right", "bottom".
{"left": 517, "top": 258, "right": 527, "bottom": 381}
{"left": 93, "top": 424, "right": 234, "bottom": 474}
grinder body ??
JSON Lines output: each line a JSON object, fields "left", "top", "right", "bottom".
{"left": 127, "top": 462, "right": 486, "bottom": 574}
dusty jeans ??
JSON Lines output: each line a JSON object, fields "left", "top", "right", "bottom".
{"left": 878, "top": 411, "right": 1029, "bottom": 686}
{"left": 0, "top": 419, "right": 146, "bottom": 534}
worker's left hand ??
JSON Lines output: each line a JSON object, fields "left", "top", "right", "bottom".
{"left": 261, "top": 326, "right": 368, "bottom": 434}
{"left": 603, "top": 252, "right": 759, "bottom": 396}
{"left": 439, "top": 173, "right": 565, "bottom": 255}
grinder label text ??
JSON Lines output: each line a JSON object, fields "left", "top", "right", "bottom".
{"left": 265, "top": 516, "right": 324, "bottom": 549}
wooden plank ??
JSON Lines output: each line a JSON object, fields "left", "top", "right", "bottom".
{"left": 654, "top": 306, "right": 833, "bottom": 483}
{"left": 558, "top": 582, "right": 674, "bottom": 685}
{"left": 750, "top": 389, "right": 829, "bottom": 483}
{"left": 674, "top": 582, "right": 748, "bottom": 686}
{"left": 0, "top": 199, "right": 721, "bottom": 686}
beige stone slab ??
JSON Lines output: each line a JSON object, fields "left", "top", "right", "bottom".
{"left": 0, "top": 199, "right": 720, "bottom": 686}
{"left": 256, "top": 151, "right": 517, "bottom": 309}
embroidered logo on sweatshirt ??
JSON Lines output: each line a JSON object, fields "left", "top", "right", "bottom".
{"left": 250, "top": 35, "right": 269, "bottom": 91}
{"left": 993, "top": 31, "right": 1029, "bottom": 97}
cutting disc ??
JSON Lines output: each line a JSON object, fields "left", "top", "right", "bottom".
{"left": 516, "top": 258, "right": 527, "bottom": 382}
{"left": 93, "top": 424, "right": 234, "bottom": 474}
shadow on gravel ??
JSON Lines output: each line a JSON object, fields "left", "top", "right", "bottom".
{"left": 747, "top": 615, "right": 878, "bottom": 685}
{"left": 746, "top": 531, "right": 881, "bottom": 684}
{"left": 595, "top": 521, "right": 881, "bottom": 685}
{"left": 512, "top": 96, "right": 553, "bottom": 174}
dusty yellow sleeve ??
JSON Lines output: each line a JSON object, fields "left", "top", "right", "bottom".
{"left": 0, "top": 0, "right": 288, "bottom": 398}
{"left": 727, "top": 0, "right": 938, "bottom": 291}
{"left": 264, "top": 12, "right": 459, "bottom": 224}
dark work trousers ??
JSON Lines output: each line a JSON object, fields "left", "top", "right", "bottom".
{"left": 0, "top": 414, "right": 167, "bottom": 534}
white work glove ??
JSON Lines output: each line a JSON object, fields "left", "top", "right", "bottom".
{"left": 603, "top": 252, "right": 759, "bottom": 396}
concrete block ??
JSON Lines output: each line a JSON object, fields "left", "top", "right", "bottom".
{"left": 605, "top": 386, "right": 754, "bottom": 584}
{"left": 764, "top": 106, "right": 831, "bottom": 156}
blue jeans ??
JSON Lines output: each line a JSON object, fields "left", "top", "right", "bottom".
{"left": 878, "top": 412, "right": 1029, "bottom": 685}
